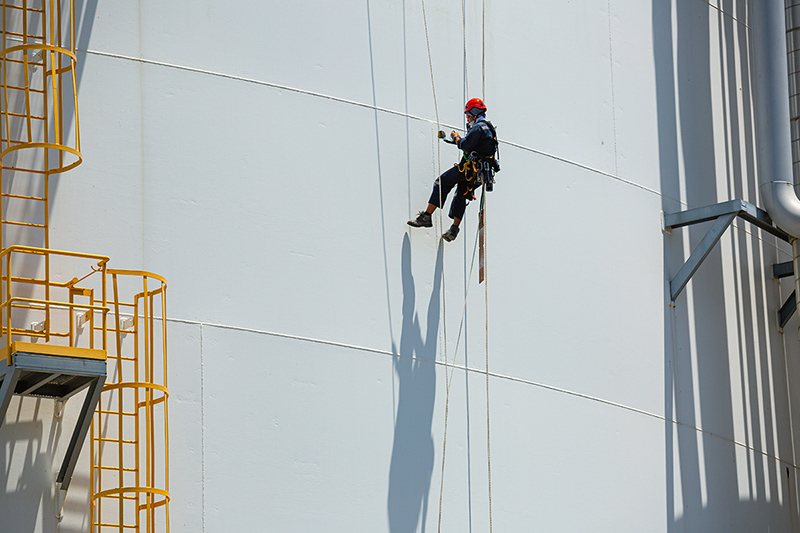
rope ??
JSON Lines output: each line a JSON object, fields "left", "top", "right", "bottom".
{"left": 432, "top": 1, "right": 494, "bottom": 530}
{"left": 462, "top": 0, "right": 469, "bottom": 99}
{"left": 418, "top": 0, "right": 446, "bottom": 370}
{"left": 482, "top": 0, "right": 486, "bottom": 99}
{"left": 483, "top": 188, "right": 493, "bottom": 532}
{"left": 418, "top": 5, "right": 452, "bottom": 530}
{"left": 480, "top": 4, "right": 493, "bottom": 529}
{"left": 438, "top": 201, "right": 482, "bottom": 533}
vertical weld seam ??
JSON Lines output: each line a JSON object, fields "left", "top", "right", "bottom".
{"left": 607, "top": 0, "right": 619, "bottom": 175}
{"left": 200, "top": 323, "right": 205, "bottom": 532}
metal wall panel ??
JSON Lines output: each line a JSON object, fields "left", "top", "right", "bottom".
{"left": 3, "top": 1, "right": 799, "bottom": 531}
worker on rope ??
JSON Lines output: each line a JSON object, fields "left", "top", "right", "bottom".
{"left": 407, "top": 98, "right": 499, "bottom": 242}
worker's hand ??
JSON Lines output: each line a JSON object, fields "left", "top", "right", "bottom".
{"left": 450, "top": 131, "right": 461, "bottom": 143}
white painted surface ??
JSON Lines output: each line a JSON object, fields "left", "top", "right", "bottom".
{"left": 2, "top": 0, "right": 800, "bottom": 531}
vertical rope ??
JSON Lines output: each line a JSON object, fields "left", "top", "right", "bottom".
{"left": 483, "top": 189, "right": 493, "bottom": 532}
{"left": 481, "top": 0, "right": 486, "bottom": 99}
{"left": 427, "top": 2, "right": 494, "bottom": 530}
{"left": 438, "top": 212, "right": 482, "bottom": 533}
{"left": 462, "top": 0, "right": 469, "bottom": 99}
{"left": 418, "top": 0, "right": 446, "bottom": 368}
{"left": 481, "top": 4, "right": 492, "bottom": 530}
{"left": 419, "top": 4, "right": 451, "bottom": 529}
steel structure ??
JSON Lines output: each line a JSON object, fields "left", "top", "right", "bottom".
{"left": 0, "top": 0, "right": 81, "bottom": 251}
{"left": 91, "top": 270, "right": 170, "bottom": 532}
{"left": 0, "top": 1, "right": 170, "bottom": 530}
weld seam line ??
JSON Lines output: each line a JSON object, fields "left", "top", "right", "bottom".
{"left": 166, "top": 316, "right": 798, "bottom": 469}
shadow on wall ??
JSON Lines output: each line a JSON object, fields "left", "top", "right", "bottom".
{"left": 0, "top": 0, "right": 97, "bottom": 251}
{"left": 0, "top": 398, "right": 59, "bottom": 533}
{"left": 655, "top": 1, "right": 797, "bottom": 530}
{"left": 387, "top": 235, "right": 441, "bottom": 533}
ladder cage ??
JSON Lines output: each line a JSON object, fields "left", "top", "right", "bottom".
{"left": 91, "top": 270, "right": 170, "bottom": 533}
{"left": 0, "top": 0, "right": 81, "bottom": 175}
{"left": 0, "top": 245, "right": 108, "bottom": 357}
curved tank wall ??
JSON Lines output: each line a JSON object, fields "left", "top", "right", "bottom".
{"left": 3, "top": 1, "right": 800, "bottom": 531}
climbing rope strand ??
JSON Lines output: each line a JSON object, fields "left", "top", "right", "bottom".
{"left": 419, "top": 3, "right": 450, "bottom": 530}
{"left": 444, "top": 227, "right": 481, "bottom": 393}
{"left": 480, "top": 4, "right": 493, "bottom": 530}
{"left": 418, "top": 0, "right": 446, "bottom": 374}
{"left": 438, "top": 208, "right": 482, "bottom": 533}
{"left": 463, "top": 0, "right": 469, "bottom": 99}
{"left": 483, "top": 188, "right": 493, "bottom": 532}
{"left": 428, "top": 0, "right": 494, "bottom": 529}
{"left": 482, "top": 0, "right": 486, "bottom": 100}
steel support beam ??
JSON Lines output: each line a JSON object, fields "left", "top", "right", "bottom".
{"left": 0, "top": 367, "right": 22, "bottom": 427}
{"left": 774, "top": 261, "right": 795, "bottom": 278}
{"left": 57, "top": 373, "right": 105, "bottom": 490}
{"left": 665, "top": 199, "right": 790, "bottom": 240}
{"left": 665, "top": 200, "right": 791, "bottom": 301}
{"left": 669, "top": 213, "right": 737, "bottom": 301}
{"left": 780, "top": 290, "right": 797, "bottom": 330}
{"left": 0, "top": 351, "right": 106, "bottom": 491}
{"left": 17, "top": 372, "right": 61, "bottom": 396}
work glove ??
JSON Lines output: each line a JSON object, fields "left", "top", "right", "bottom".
{"left": 450, "top": 131, "right": 461, "bottom": 143}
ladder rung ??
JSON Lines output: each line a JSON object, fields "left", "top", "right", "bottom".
{"left": 96, "top": 438, "right": 137, "bottom": 444}
{"left": 2, "top": 57, "right": 44, "bottom": 67}
{"left": 2, "top": 31, "right": 45, "bottom": 40}
{"left": 1, "top": 5, "right": 45, "bottom": 12}
{"left": 5, "top": 111, "right": 45, "bottom": 120}
{"left": 93, "top": 522, "right": 137, "bottom": 529}
{"left": 0, "top": 220, "right": 45, "bottom": 228}
{"left": 92, "top": 465, "right": 137, "bottom": 473}
{"left": 96, "top": 409, "right": 137, "bottom": 416}
{"left": 1, "top": 192, "right": 45, "bottom": 201}
{"left": 2, "top": 85, "right": 46, "bottom": 94}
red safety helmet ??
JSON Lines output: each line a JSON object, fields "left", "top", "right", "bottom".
{"left": 464, "top": 98, "right": 487, "bottom": 116}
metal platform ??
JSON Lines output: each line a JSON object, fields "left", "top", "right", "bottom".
{"left": 0, "top": 342, "right": 106, "bottom": 490}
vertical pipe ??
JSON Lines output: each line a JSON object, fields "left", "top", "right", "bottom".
{"left": 753, "top": 0, "right": 800, "bottom": 234}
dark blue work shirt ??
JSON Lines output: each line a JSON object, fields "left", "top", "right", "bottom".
{"left": 456, "top": 116, "right": 496, "bottom": 158}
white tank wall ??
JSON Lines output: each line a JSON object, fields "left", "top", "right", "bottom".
{"left": 3, "top": 0, "right": 800, "bottom": 531}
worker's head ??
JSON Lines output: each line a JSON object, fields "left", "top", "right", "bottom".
{"left": 464, "top": 98, "right": 487, "bottom": 120}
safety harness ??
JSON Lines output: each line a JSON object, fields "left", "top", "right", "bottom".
{"left": 456, "top": 120, "right": 500, "bottom": 200}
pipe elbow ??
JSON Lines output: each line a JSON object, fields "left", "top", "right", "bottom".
{"left": 760, "top": 180, "right": 800, "bottom": 237}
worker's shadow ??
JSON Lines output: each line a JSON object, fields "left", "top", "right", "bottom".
{"left": 387, "top": 235, "right": 441, "bottom": 533}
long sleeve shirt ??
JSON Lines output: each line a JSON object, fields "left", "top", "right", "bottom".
{"left": 456, "top": 116, "right": 496, "bottom": 158}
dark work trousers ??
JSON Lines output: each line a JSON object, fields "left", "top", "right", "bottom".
{"left": 428, "top": 165, "right": 471, "bottom": 221}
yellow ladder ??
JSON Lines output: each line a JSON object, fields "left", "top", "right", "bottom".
{"left": 0, "top": 2, "right": 170, "bottom": 531}
{"left": 91, "top": 271, "right": 170, "bottom": 532}
{"left": 0, "top": 0, "right": 82, "bottom": 250}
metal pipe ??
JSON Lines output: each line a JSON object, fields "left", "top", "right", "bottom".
{"left": 753, "top": 0, "right": 800, "bottom": 236}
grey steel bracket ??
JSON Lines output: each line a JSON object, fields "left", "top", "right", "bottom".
{"left": 779, "top": 291, "right": 797, "bottom": 330}
{"left": 664, "top": 199, "right": 790, "bottom": 301}
{"left": 0, "top": 351, "right": 106, "bottom": 491}
{"left": 773, "top": 261, "right": 794, "bottom": 279}
{"left": 774, "top": 261, "right": 798, "bottom": 329}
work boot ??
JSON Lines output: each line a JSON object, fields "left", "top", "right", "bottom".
{"left": 442, "top": 225, "right": 460, "bottom": 242}
{"left": 407, "top": 211, "right": 433, "bottom": 228}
